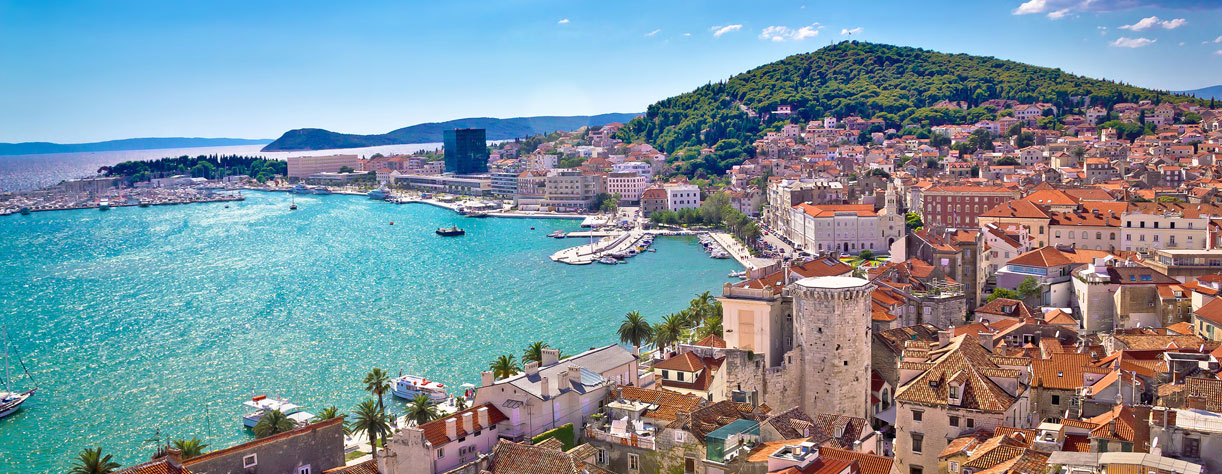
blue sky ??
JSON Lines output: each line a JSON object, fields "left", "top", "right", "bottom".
{"left": 2, "top": 0, "right": 1221, "bottom": 143}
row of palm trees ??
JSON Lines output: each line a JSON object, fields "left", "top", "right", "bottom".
{"left": 68, "top": 437, "right": 212, "bottom": 474}
{"left": 617, "top": 291, "right": 724, "bottom": 355}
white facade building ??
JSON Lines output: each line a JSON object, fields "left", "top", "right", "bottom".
{"left": 665, "top": 184, "right": 701, "bottom": 211}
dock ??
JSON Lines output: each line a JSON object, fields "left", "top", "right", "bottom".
{"left": 550, "top": 230, "right": 649, "bottom": 265}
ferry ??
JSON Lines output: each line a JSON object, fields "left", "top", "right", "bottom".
{"left": 547, "top": 230, "right": 567, "bottom": 238}
{"left": 368, "top": 188, "right": 390, "bottom": 201}
{"left": 98, "top": 200, "right": 111, "bottom": 211}
{"left": 241, "top": 395, "right": 313, "bottom": 429}
{"left": 390, "top": 375, "right": 449, "bottom": 403}
{"left": 436, "top": 225, "right": 465, "bottom": 236}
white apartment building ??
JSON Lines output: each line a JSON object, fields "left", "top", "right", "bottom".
{"left": 664, "top": 183, "right": 701, "bottom": 211}
{"left": 285, "top": 154, "right": 360, "bottom": 179}
{"left": 1120, "top": 203, "right": 1220, "bottom": 252}
{"left": 605, "top": 172, "right": 647, "bottom": 204}
{"left": 611, "top": 161, "right": 653, "bottom": 180}
{"left": 543, "top": 169, "right": 603, "bottom": 211}
{"left": 788, "top": 203, "right": 898, "bottom": 255}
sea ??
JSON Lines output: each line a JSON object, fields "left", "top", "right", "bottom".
{"left": 0, "top": 143, "right": 448, "bottom": 193}
{"left": 0, "top": 189, "right": 738, "bottom": 473}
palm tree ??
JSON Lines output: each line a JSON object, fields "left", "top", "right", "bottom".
{"left": 170, "top": 437, "right": 209, "bottom": 460}
{"left": 489, "top": 354, "right": 522, "bottom": 380}
{"left": 405, "top": 393, "right": 440, "bottom": 426}
{"left": 253, "top": 409, "right": 296, "bottom": 438}
{"left": 696, "top": 313, "right": 724, "bottom": 341}
{"left": 363, "top": 367, "right": 392, "bottom": 410}
{"left": 69, "top": 447, "right": 120, "bottom": 474}
{"left": 522, "top": 341, "right": 550, "bottom": 365}
{"left": 313, "top": 406, "right": 343, "bottom": 422}
{"left": 688, "top": 291, "right": 717, "bottom": 327}
{"left": 617, "top": 311, "right": 654, "bottom": 355}
{"left": 349, "top": 399, "right": 392, "bottom": 457}
{"left": 454, "top": 396, "right": 469, "bottom": 411}
{"left": 652, "top": 313, "right": 686, "bottom": 353}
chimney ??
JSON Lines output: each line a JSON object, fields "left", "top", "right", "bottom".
{"left": 525, "top": 361, "right": 540, "bottom": 376}
{"left": 164, "top": 448, "right": 183, "bottom": 467}
{"left": 541, "top": 349, "right": 561, "bottom": 366}
{"left": 937, "top": 330, "right": 951, "bottom": 347}
{"left": 462, "top": 412, "right": 474, "bottom": 432}
{"left": 540, "top": 376, "right": 550, "bottom": 399}
{"left": 978, "top": 331, "right": 996, "bottom": 352}
{"left": 477, "top": 406, "right": 490, "bottom": 427}
{"left": 445, "top": 417, "right": 458, "bottom": 440}
{"left": 481, "top": 371, "right": 495, "bottom": 387}
{"left": 567, "top": 366, "right": 583, "bottom": 385}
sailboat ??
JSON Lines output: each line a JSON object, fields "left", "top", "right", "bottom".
{"left": 289, "top": 193, "right": 298, "bottom": 211}
{"left": 0, "top": 328, "right": 36, "bottom": 419}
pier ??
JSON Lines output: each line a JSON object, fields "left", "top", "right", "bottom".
{"left": 550, "top": 230, "right": 648, "bottom": 265}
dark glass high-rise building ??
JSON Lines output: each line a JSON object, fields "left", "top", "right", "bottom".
{"left": 443, "top": 128, "right": 489, "bottom": 175}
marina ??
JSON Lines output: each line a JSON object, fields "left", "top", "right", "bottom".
{"left": 0, "top": 190, "right": 739, "bottom": 472}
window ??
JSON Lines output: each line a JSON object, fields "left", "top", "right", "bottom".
{"left": 949, "top": 386, "right": 959, "bottom": 399}
{"left": 661, "top": 370, "right": 669, "bottom": 380}
{"left": 438, "top": 448, "right": 445, "bottom": 459}
{"left": 912, "top": 433, "right": 924, "bottom": 453}
{"left": 912, "top": 410, "right": 923, "bottom": 422}
{"left": 1155, "top": 222, "right": 1160, "bottom": 229}
{"left": 950, "top": 461, "right": 961, "bottom": 473}
{"left": 1052, "top": 395, "right": 1061, "bottom": 405}
{"left": 628, "top": 453, "right": 640, "bottom": 472}
{"left": 298, "top": 466, "right": 312, "bottom": 474}
{"left": 675, "top": 430, "right": 687, "bottom": 442}
{"left": 911, "top": 467, "right": 924, "bottom": 474}
{"left": 243, "top": 455, "right": 258, "bottom": 468}
{"left": 950, "top": 416, "right": 960, "bottom": 427}
{"left": 1185, "top": 437, "right": 1200, "bottom": 458}
{"left": 596, "top": 448, "right": 608, "bottom": 465}
{"left": 966, "top": 418, "right": 974, "bottom": 428}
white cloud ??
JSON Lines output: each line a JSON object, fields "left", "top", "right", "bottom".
{"left": 1012, "top": 0, "right": 1047, "bottom": 15}
{"left": 644, "top": 29, "right": 661, "bottom": 37}
{"left": 1214, "top": 35, "right": 1222, "bottom": 43}
{"left": 1120, "top": 15, "right": 1186, "bottom": 30}
{"left": 711, "top": 24, "right": 743, "bottom": 37}
{"left": 1046, "top": 8, "right": 1071, "bottom": 19}
{"left": 1097, "top": 26, "right": 1108, "bottom": 35}
{"left": 683, "top": 32, "right": 692, "bottom": 37}
{"left": 557, "top": 18, "right": 569, "bottom": 24}
{"left": 841, "top": 27, "right": 864, "bottom": 35}
{"left": 1215, "top": 50, "right": 1222, "bottom": 55}
{"left": 1110, "top": 36, "right": 1157, "bottom": 48}
{"left": 760, "top": 23, "right": 821, "bottom": 42}
{"left": 1179, "top": 41, "right": 1185, "bottom": 46}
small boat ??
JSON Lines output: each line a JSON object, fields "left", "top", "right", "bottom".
{"left": 368, "top": 188, "right": 390, "bottom": 201}
{"left": 290, "top": 184, "right": 312, "bottom": 194}
{"left": 241, "top": 395, "right": 313, "bottom": 429}
{"left": 547, "top": 230, "right": 567, "bottom": 238}
{"left": 312, "top": 188, "right": 332, "bottom": 195}
{"left": 436, "top": 225, "right": 465, "bottom": 236}
{"left": 138, "top": 200, "right": 150, "bottom": 208}
{"left": 711, "top": 251, "right": 731, "bottom": 259}
{"left": 598, "top": 256, "right": 619, "bottom": 265}
{"left": 98, "top": 200, "right": 111, "bottom": 211}
{"left": 467, "top": 211, "right": 489, "bottom": 218}
{"left": 647, "top": 248, "right": 657, "bottom": 252}
{"left": 728, "top": 270, "right": 747, "bottom": 278}
{"left": 390, "top": 375, "right": 449, "bottom": 403}
{"left": 19, "top": 207, "right": 30, "bottom": 215}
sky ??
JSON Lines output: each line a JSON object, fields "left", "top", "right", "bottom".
{"left": 2, "top": 0, "right": 1222, "bottom": 143}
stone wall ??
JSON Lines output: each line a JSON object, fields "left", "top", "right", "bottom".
{"left": 185, "top": 419, "right": 344, "bottom": 474}
{"left": 792, "top": 279, "right": 875, "bottom": 419}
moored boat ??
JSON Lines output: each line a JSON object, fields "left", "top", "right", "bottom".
{"left": 547, "top": 230, "right": 567, "bottom": 238}
{"left": 0, "top": 328, "right": 37, "bottom": 420}
{"left": 368, "top": 188, "right": 390, "bottom": 201}
{"left": 436, "top": 225, "right": 465, "bottom": 236}
{"left": 598, "top": 256, "right": 619, "bottom": 265}
{"left": 390, "top": 374, "right": 449, "bottom": 403}
{"left": 241, "top": 395, "right": 313, "bottom": 429}
{"left": 98, "top": 200, "right": 111, "bottom": 211}
{"left": 290, "top": 184, "right": 312, "bottom": 194}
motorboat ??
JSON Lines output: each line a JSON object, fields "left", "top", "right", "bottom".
{"left": 241, "top": 395, "right": 313, "bottom": 429}
{"left": 390, "top": 374, "right": 449, "bottom": 403}
{"left": 547, "top": 230, "right": 567, "bottom": 238}
{"left": 368, "top": 188, "right": 390, "bottom": 201}
{"left": 598, "top": 256, "right": 619, "bottom": 265}
{"left": 467, "top": 211, "right": 489, "bottom": 218}
{"left": 436, "top": 225, "right": 465, "bottom": 236}
{"left": 290, "top": 184, "right": 312, "bottom": 194}
{"left": 19, "top": 207, "right": 30, "bottom": 215}
{"left": 138, "top": 199, "right": 151, "bottom": 208}
{"left": 98, "top": 200, "right": 111, "bottom": 211}
{"left": 728, "top": 270, "right": 747, "bottom": 278}
{"left": 311, "top": 188, "right": 332, "bottom": 195}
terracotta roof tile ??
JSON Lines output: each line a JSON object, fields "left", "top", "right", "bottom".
{"left": 418, "top": 403, "right": 509, "bottom": 447}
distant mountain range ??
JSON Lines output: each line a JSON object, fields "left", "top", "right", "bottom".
{"left": 1174, "top": 85, "right": 1222, "bottom": 100}
{"left": 0, "top": 137, "right": 272, "bottom": 156}
{"left": 261, "top": 113, "right": 641, "bottom": 152}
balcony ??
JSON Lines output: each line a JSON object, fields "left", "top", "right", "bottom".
{"left": 584, "top": 411, "right": 657, "bottom": 451}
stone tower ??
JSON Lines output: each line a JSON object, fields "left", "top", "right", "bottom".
{"left": 791, "top": 276, "right": 875, "bottom": 418}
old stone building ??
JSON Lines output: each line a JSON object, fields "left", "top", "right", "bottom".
{"left": 722, "top": 276, "right": 875, "bottom": 420}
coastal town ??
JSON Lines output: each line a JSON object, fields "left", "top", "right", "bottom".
{"left": 30, "top": 92, "right": 1222, "bottom": 474}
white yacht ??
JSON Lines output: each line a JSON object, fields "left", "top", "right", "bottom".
{"left": 390, "top": 375, "right": 448, "bottom": 403}
{"left": 0, "top": 329, "right": 36, "bottom": 420}
{"left": 241, "top": 395, "right": 313, "bottom": 428}
{"left": 368, "top": 188, "right": 390, "bottom": 200}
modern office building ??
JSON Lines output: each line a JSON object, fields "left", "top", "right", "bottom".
{"left": 443, "top": 128, "right": 490, "bottom": 175}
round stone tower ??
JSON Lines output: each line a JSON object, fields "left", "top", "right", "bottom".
{"left": 791, "top": 276, "right": 875, "bottom": 418}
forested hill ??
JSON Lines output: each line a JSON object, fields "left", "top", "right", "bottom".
{"left": 262, "top": 113, "right": 641, "bottom": 151}
{"left": 616, "top": 42, "right": 1201, "bottom": 174}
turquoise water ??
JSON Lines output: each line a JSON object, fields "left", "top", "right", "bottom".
{"left": 0, "top": 191, "right": 737, "bottom": 473}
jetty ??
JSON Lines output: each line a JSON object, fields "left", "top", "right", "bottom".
{"left": 550, "top": 230, "right": 648, "bottom": 265}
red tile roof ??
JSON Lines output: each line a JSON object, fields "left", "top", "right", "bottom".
{"left": 418, "top": 403, "right": 509, "bottom": 447}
